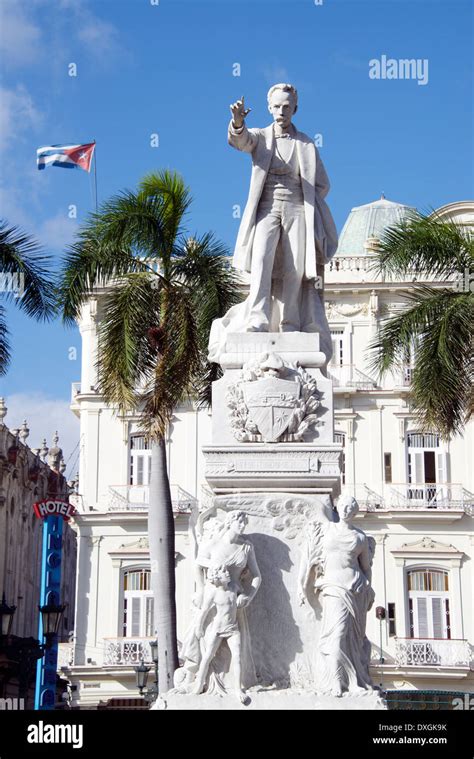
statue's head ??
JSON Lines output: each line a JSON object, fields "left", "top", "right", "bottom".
{"left": 208, "top": 564, "right": 231, "bottom": 587}
{"left": 338, "top": 493, "right": 359, "bottom": 522}
{"left": 224, "top": 509, "right": 248, "bottom": 536}
{"left": 267, "top": 83, "right": 298, "bottom": 128}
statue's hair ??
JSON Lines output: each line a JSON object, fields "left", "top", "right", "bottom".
{"left": 208, "top": 564, "right": 231, "bottom": 584}
{"left": 338, "top": 493, "right": 359, "bottom": 515}
{"left": 224, "top": 509, "right": 247, "bottom": 527}
{"left": 267, "top": 83, "right": 298, "bottom": 108}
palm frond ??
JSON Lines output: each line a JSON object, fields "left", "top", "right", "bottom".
{"left": 96, "top": 273, "right": 162, "bottom": 412}
{"left": 368, "top": 287, "right": 473, "bottom": 437}
{"left": 0, "top": 304, "right": 10, "bottom": 375}
{"left": 0, "top": 220, "right": 56, "bottom": 319}
{"left": 140, "top": 285, "right": 201, "bottom": 439}
{"left": 409, "top": 292, "right": 473, "bottom": 437}
{"left": 371, "top": 210, "right": 473, "bottom": 280}
{"left": 171, "top": 233, "right": 243, "bottom": 406}
{"left": 89, "top": 191, "right": 167, "bottom": 256}
{"left": 138, "top": 171, "right": 192, "bottom": 258}
{"left": 59, "top": 230, "right": 159, "bottom": 326}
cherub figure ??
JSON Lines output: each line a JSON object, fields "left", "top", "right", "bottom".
{"left": 192, "top": 564, "right": 248, "bottom": 703}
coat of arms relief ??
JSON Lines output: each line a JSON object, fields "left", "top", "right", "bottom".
{"left": 226, "top": 352, "right": 321, "bottom": 443}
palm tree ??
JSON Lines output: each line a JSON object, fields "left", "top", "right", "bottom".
{"left": 0, "top": 220, "right": 56, "bottom": 374}
{"left": 368, "top": 210, "right": 473, "bottom": 439}
{"left": 59, "top": 170, "right": 241, "bottom": 693}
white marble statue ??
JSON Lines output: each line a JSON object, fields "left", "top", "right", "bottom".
{"left": 175, "top": 510, "right": 261, "bottom": 700}
{"left": 298, "top": 494, "right": 376, "bottom": 697}
{"left": 191, "top": 564, "right": 246, "bottom": 702}
{"left": 208, "top": 83, "right": 338, "bottom": 363}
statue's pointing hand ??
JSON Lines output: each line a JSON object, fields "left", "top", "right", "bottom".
{"left": 230, "top": 96, "right": 251, "bottom": 128}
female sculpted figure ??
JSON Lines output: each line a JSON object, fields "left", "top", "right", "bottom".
{"left": 176, "top": 510, "right": 261, "bottom": 699}
{"left": 299, "top": 494, "right": 375, "bottom": 697}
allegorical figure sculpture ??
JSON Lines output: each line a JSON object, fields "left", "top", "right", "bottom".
{"left": 208, "top": 83, "right": 338, "bottom": 362}
{"left": 175, "top": 510, "right": 261, "bottom": 702}
{"left": 191, "top": 565, "right": 244, "bottom": 698}
{"left": 299, "top": 494, "right": 376, "bottom": 697}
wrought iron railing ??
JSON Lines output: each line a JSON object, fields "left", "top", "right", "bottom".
{"left": 394, "top": 638, "right": 472, "bottom": 668}
{"left": 103, "top": 637, "right": 154, "bottom": 666}
{"left": 346, "top": 483, "right": 473, "bottom": 514}
{"left": 328, "top": 364, "right": 378, "bottom": 390}
{"left": 107, "top": 484, "right": 197, "bottom": 513}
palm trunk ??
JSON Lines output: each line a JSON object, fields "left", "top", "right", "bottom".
{"left": 148, "top": 435, "right": 178, "bottom": 694}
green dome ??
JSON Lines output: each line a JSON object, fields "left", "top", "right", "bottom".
{"left": 336, "top": 196, "right": 415, "bottom": 256}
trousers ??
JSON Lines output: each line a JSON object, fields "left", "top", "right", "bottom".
{"left": 247, "top": 195, "right": 305, "bottom": 331}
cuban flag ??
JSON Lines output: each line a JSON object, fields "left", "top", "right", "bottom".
{"left": 37, "top": 142, "right": 95, "bottom": 172}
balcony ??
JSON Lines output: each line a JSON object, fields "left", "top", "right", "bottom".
{"left": 328, "top": 364, "right": 378, "bottom": 391}
{"left": 107, "top": 484, "right": 197, "bottom": 514}
{"left": 388, "top": 483, "right": 474, "bottom": 514}
{"left": 394, "top": 638, "right": 472, "bottom": 668}
{"left": 103, "top": 637, "right": 154, "bottom": 666}
{"left": 349, "top": 483, "right": 473, "bottom": 515}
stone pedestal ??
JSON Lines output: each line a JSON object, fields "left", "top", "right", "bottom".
{"left": 153, "top": 689, "right": 386, "bottom": 711}
{"left": 172, "top": 332, "right": 383, "bottom": 709}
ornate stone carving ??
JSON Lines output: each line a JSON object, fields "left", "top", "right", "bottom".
{"left": 325, "top": 302, "right": 369, "bottom": 319}
{"left": 226, "top": 352, "right": 321, "bottom": 443}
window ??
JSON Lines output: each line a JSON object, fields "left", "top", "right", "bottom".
{"left": 384, "top": 453, "right": 392, "bottom": 483}
{"left": 406, "top": 431, "right": 448, "bottom": 503}
{"left": 388, "top": 603, "right": 396, "bottom": 636}
{"left": 407, "top": 569, "right": 450, "bottom": 640}
{"left": 122, "top": 569, "right": 154, "bottom": 638}
{"left": 329, "top": 329, "right": 344, "bottom": 367}
{"left": 334, "top": 431, "right": 346, "bottom": 485}
{"left": 129, "top": 435, "right": 151, "bottom": 486}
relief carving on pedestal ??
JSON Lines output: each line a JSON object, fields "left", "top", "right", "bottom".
{"left": 226, "top": 352, "right": 321, "bottom": 443}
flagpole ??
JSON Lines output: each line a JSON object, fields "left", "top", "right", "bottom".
{"left": 93, "top": 139, "right": 98, "bottom": 213}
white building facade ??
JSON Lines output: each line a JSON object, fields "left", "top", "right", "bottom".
{"left": 64, "top": 198, "right": 474, "bottom": 709}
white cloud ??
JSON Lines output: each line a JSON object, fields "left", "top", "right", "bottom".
{"left": 77, "top": 15, "right": 122, "bottom": 59}
{"left": 0, "top": 85, "right": 43, "bottom": 154}
{"left": 262, "top": 65, "right": 292, "bottom": 86}
{"left": 3, "top": 393, "right": 80, "bottom": 477}
{"left": 0, "top": 3, "right": 42, "bottom": 68}
{"left": 38, "top": 212, "right": 79, "bottom": 252}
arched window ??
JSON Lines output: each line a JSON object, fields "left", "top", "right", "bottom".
{"left": 407, "top": 569, "right": 450, "bottom": 640}
{"left": 129, "top": 435, "right": 151, "bottom": 486}
{"left": 122, "top": 569, "right": 154, "bottom": 638}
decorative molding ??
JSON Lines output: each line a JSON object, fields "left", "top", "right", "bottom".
{"left": 391, "top": 537, "right": 464, "bottom": 565}
{"left": 325, "top": 301, "right": 369, "bottom": 319}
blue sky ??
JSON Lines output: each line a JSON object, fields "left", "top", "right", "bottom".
{"left": 0, "top": 0, "right": 472, "bottom": 465}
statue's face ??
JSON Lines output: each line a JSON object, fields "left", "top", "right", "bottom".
{"left": 341, "top": 498, "right": 358, "bottom": 522}
{"left": 230, "top": 513, "right": 247, "bottom": 536}
{"left": 268, "top": 90, "right": 296, "bottom": 129}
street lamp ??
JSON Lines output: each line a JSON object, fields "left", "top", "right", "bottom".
{"left": 135, "top": 660, "right": 151, "bottom": 695}
{"left": 0, "top": 593, "right": 16, "bottom": 637}
{"left": 134, "top": 641, "right": 158, "bottom": 703}
{"left": 39, "top": 602, "right": 66, "bottom": 647}
{"left": 149, "top": 639, "right": 158, "bottom": 665}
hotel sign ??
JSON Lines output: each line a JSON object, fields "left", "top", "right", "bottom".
{"left": 33, "top": 499, "right": 76, "bottom": 521}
